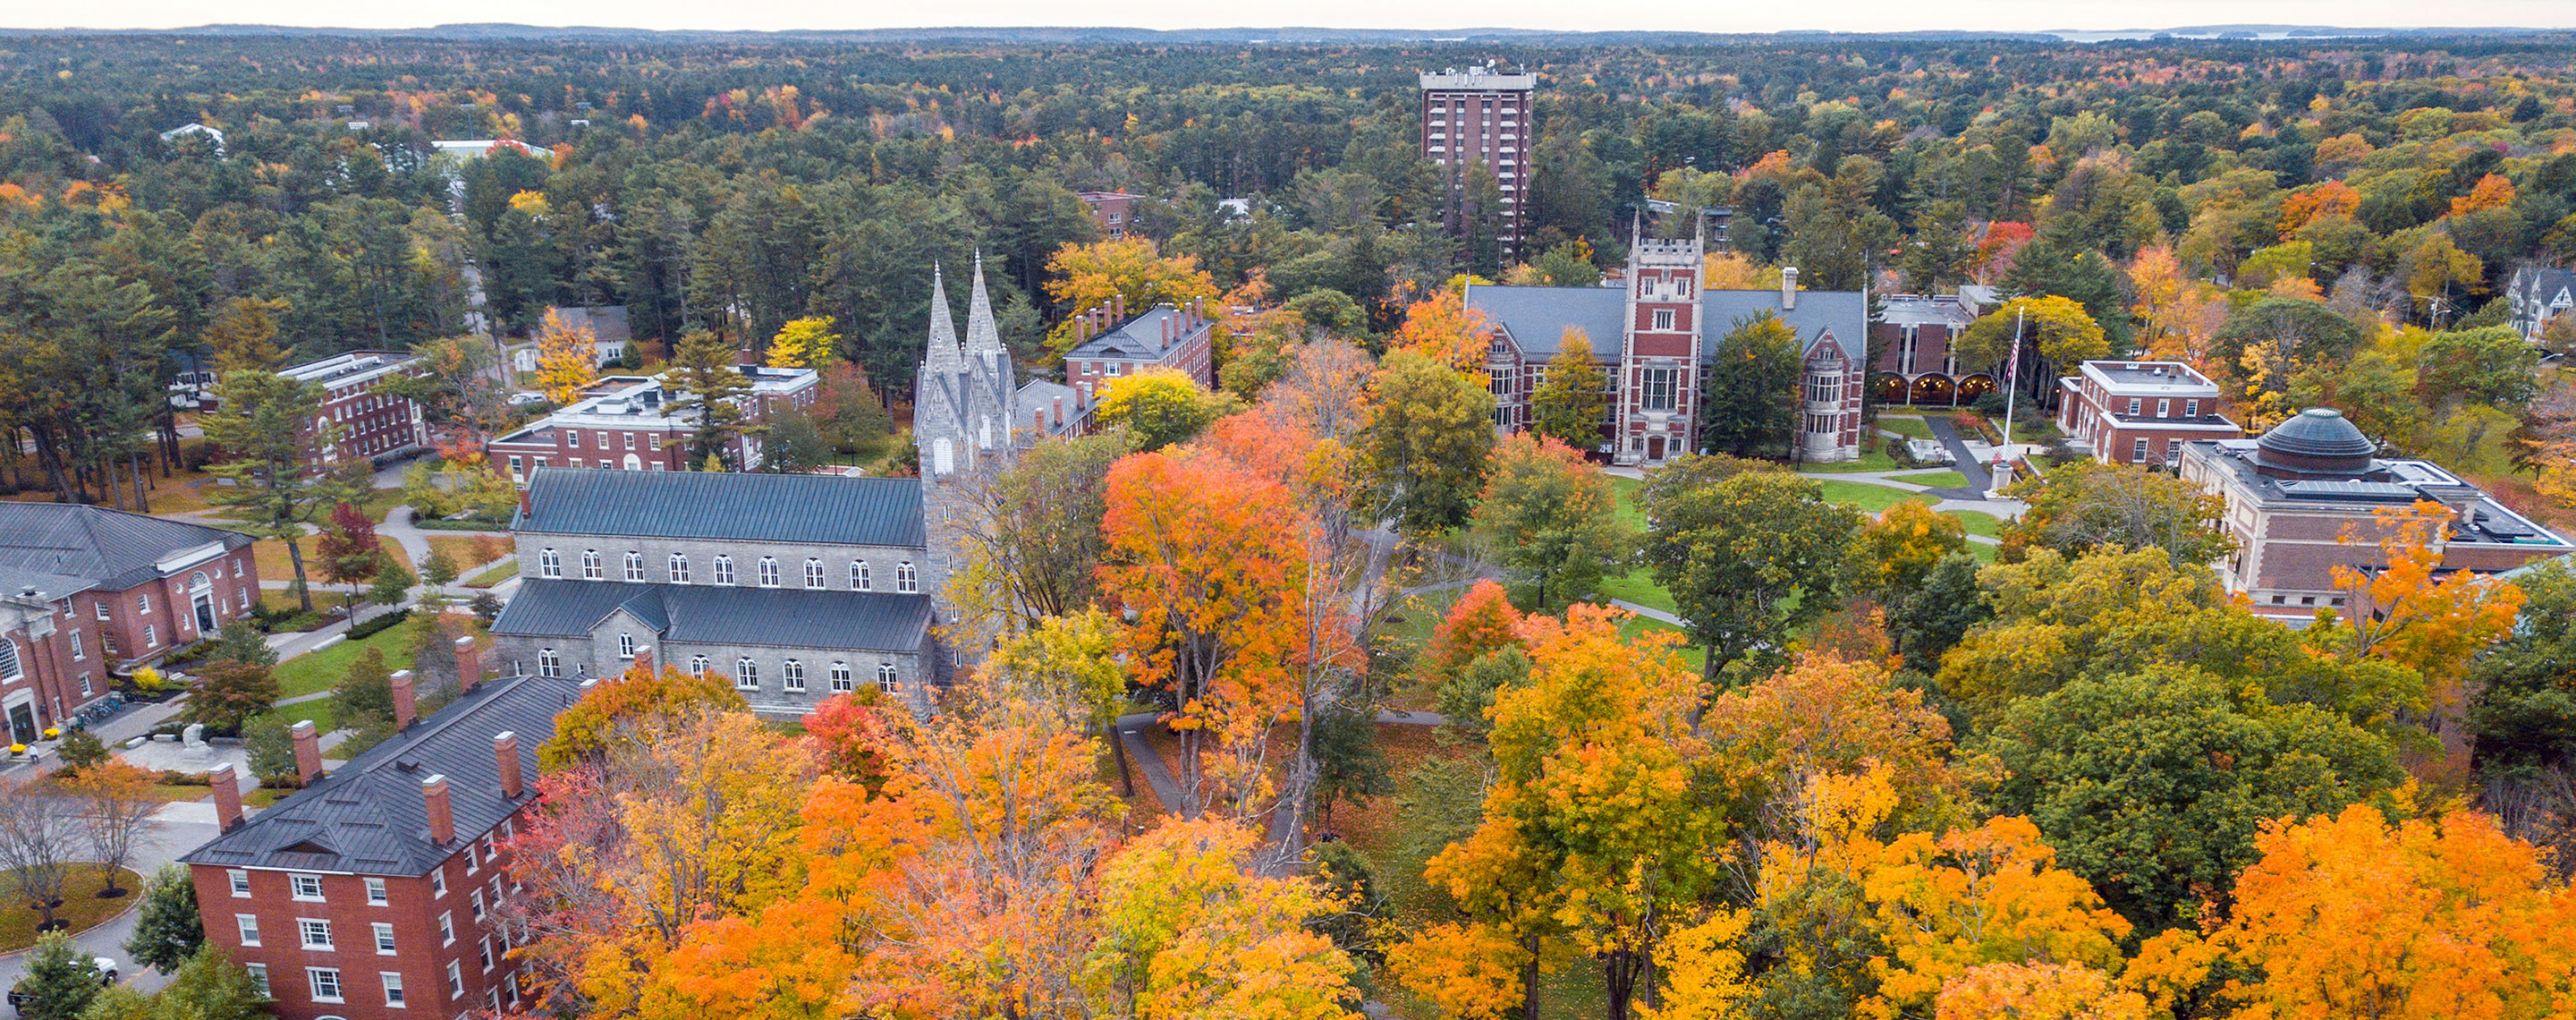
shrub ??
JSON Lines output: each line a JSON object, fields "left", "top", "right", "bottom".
{"left": 157, "top": 770, "right": 212, "bottom": 786}
{"left": 346, "top": 608, "right": 412, "bottom": 641}
{"left": 54, "top": 730, "right": 108, "bottom": 774}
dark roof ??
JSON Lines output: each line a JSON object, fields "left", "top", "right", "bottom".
{"left": 0, "top": 504, "right": 255, "bottom": 594}
{"left": 1469, "top": 285, "right": 1870, "bottom": 360}
{"left": 547, "top": 305, "right": 632, "bottom": 344}
{"left": 1066, "top": 305, "right": 1214, "bottom": 362}
{"left": 491, "top": 579, "right": 931, "bottom": 652}
{"left": 513, "top": 468, "right": 925, "bottom": 548}
{"left": 180, "top": 673, "right": 585, "bottom": 876}
{"left": 2255, "top": 408, "right": 2377, "bottom": 476}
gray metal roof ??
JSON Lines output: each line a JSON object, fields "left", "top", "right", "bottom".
{"left": 1066, "top": 305, "right": 1214, "bottom": 362}
{"left": 180, "top": 672, "right": 585, "bottom": 876}
{"left": 491, "top": 579, "right": 931, "bottom": 652}
{"left": 1468, "top": 285, "right": 1869, "bottom": 361}
{"left": 513, "top": 468, "right": 925, "bottom": 549}
{"left": 0, "top": 503, "right": 256, "bottom": 595}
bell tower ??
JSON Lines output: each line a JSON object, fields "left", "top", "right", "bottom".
{"left": 1616, "top": 221, "right": 1705, "bottom": 466}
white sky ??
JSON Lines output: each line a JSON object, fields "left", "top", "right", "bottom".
{"left": 7, "top": 0, "right": 2573, "bottom": 34}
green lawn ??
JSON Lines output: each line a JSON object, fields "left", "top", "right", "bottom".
{"left": 463, "top": 559, "right": 520, "bottom": 588}
{"left": 1797, "top": 447, "right": 1903, "bottom": 472}
{"left": 1605, "top": 474, "right": 1646, "bottom": 530}
{"left": 1887, "top": 469, "right": 1970, "bottom": 488}
{"left": 1967, "top": 541, "right": 2000, "bottom": 564}
{"left": 1877, "top": 416, "right": 1935, "bottom": 439}
{"left": 273, "top": 617, "right": 422, "bottom": 699}
{"left": 1946, "top": 509, "right": 2006, "bottom": 539}
{"left": 1810, "top": 479, "right": 1939, "bottom": 514}
{"left": 1595, "top": 569, "right": 1676, "bottom": 615}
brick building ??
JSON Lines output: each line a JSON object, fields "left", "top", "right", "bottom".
{"left": 0, "top": 588, "right": 82, "bottom": 747}
{"left": 489, "top": 468, "right": 942, "bottom": 715}
{"left": 280, "top": 352, "right": 428, "bottom": 466}
{"left": 2055, "top": 360, "right": 2243, "bottom": 467}
{"left": 1420, "top": 64, "right": 1534, "bottom": 254}
{"left": 2179, "top": 408, "right": 2575, "bottom": 622}
{"left": 179, "top": 640, "right": 575, "bottom": 1020}
{"left": 1470, "top": 230, "right": 1869, "bottom": 465}
{"left": 0, "top": 504, "right": 260, "bottom": 735}
{"left": 1061, "top": 296, "right": 1219, "bottom": 412}
{"left": 1077, "top": 191, "right": 1147, "bottom": 237}
{"left": 484, "top": 367, "right": 820, "bottom": 487}
{"left": 1868, "top": 291, "right": 1994, "bottom": 406}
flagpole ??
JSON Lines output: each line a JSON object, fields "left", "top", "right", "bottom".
{"left": 1998, "top": 305, "right": 2023, "bottom": 485}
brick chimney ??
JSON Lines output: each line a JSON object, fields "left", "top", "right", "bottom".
{"left": 210, "top": 762, "right": 244, "bottom": 832}
{"left": 422, "top": 774, "right": 453, "bottom": 845}
{"left": 517, "top": 485, "right": 533, "bottom": 518}
{"left": 1112, "top": 293, "right": 1124, "bottom": 321}
{"left": 389, "top": 669, "right": 417, "bottom": 731}
{"left": 1781, "top": 267, "right": 1800, "bottom": 310}
{"left": 1052, "top": 395, "right": 1064, "bottom": 426}
{"left": 455, "top": 635, "right": 483, "bottom": 692}
{"left": 291, "top": 719, "right": 323, "bottom": 785}
{"left": 494, "top": 732, "right": 523, "bottom": 800}
{"left": 631, "top": 644, "right": 653, "bottom": 675}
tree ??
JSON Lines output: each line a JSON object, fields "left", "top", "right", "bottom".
{"left": 1469, "top": 433, "right": 1631, "bottom": 611}
{"left": 1902, "top": 200, "right": 1979, "bottom": 293}
{"left": 754, "top": 408, "right": 832, "bottom": 473}
{"left": 1954, "top": 295, "right": 2108, "bottom": 375}
{"left": 1043, "top": 237, "right": 1221, "bottom": 357}
{"left": 200, "top": 297, "right": 288, "bottom": 374}
{"left": 1886, "top": 551, "right": 1989, "bottom": 673}
{"left": 2417, "top": 325, "right": 2543, "bottom": 412}
{"left": 2469, "top": 561, "right": 2576, "bottom": 773}
{"left": 95, "top": 945, "right": 267, "bottom": 1020}
{"left": 667, "top": 329, "right": 758, "bottom": 469}
{"left": 201, "top": 369, "right": 366, "bottom": 613}
{"left": 124, "top": 863, "right": 203, "bottom": 973}
{"left": 363, "top": 558, "right": 414, "bottom": 624}
{"left": 418, "top": 548, "right": 459, "bottom": 612}
{"left": 183, "top": 660, "right": 279, "bottom": 737}
{"left": 534, "top": 308, "right": 601, "bottom": 404}
{"left": 17, "top": 932, "right": 101, "bottom": 1020}
{"left": 0, "top": 785, "right": 80, "bottom": 932}
{"left": 1845, "top": 500, "right": 1969, "bottom": 606}
{"left": 1640, "top": 469, "right": 1864, "bottom": 678}
{"left": 537, "top": 660, "right": 752, "bottom": 772}
{"left": 1087, "top": 817, "right": 1361, "bottom": 1018}
{"left": 2001, "top": 461, "right": 2235, "bottom": 566}
{"left": 241, "top": 715, "right": 297, "bottom": 784}
{"left": 204, "top": 620, "right": 274, "bottom": 668}
{"left": 51, "top": 731, "right": 107, "bottom": 776}
{"left": 1932, "top": 963, "right": 2151, "bottom": 1020}
{"left": 947, "top": 430, "right": 1125, "bottom": 633}
{"left": 1979, "top": 664, "right": 2403, "bottom": 929}
{"left": 1530, "top": 329, "right": 1609, "bottom": 449}
{"left": 1388, "top": 287, "right": 1494, "bottom": 371}
{"left": 1308, "top": 702, "right": 1387, "bottom": 834}
{"left": 62, "top": 762, "right": 161, "bottom": 897}
{"left": 810, "top": 361, "right": 894, "bottom": 456}
{"left": 314, "top": 501, "right": 382, "bottom": 616}
{"left": 1091, "top": 368, "right": 1241, "bottom": 452}
{"left": 1700, "top": 311, "right": 1805, "bottom": 459}
{"left": 1359, "top": 349, "right": 1496, "bottom": 539}
{"left": 765, "top": 315, "right": 836, "bottom": 370}
{"left": 333, "top": 647, "right": 397, "bottom": 748}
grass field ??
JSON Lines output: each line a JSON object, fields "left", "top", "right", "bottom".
{"left": 462, "top": 559, "right": 520, "bottom": 588}
{"left": 1797, "top": 447, "right": 1903, "bottom": 472}
{"left": 426, "top": 533, "right": 509, "bottom": 570}
{"left": 1887, "top": 469, "right": 1970, "bottom": 488}
{"left": 251, "top": 536, "right": 407, "bottom": 593}
{"left": 1947, "top": 509, "right": 2006, "bottom": 539}
{"left": 1877, "top": 415, "right": 1935, "bottom": 439}
{"left": 0, "top": 865, "right": 142, "bottom": 951}
{"left": 274, "top": 617, "right": 423, "bottom": 699}
{"left": 1811, "top": 479, "right": 1939, "bottom": 514}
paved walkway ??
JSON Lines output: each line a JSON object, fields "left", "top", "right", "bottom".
{"left": 1923, "top": 417, "right": 1991, "bottom": 493}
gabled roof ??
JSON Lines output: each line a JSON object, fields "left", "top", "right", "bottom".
{"left": 490, "top": 579, "right": 931, "bottom": 653}
{"left": 1469, "top": 285, "right": 1871, "bottom": 361}
{"left": 180, "top": 673, "right": 584, "bottom": 876}
{"left": 547, "top": 306, "right": 632, "bottom": 344}
{"left": 513, "top": 468, "right": 924, "bottom": 549}
{"left": 1066, "top": 305, "right": 1215, "bottom": 362}
{"left": 0, "top": 504, "right": 255, "bottom": 595}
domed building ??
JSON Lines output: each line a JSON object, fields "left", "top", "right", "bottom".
{"left": 2177, "top": 409, "right": 2573, "bottom": 622}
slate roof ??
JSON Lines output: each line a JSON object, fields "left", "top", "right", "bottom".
{"left": 1468, "top": 285, "right": 1870, "bottom": 361}
{"left": 513, "top": 468, "right": 925, "bottom": 549}
{"left": 180, "top": 672, "right": 584, "bottom": 876}
{"left": 491, "top": 579, "right": 932, "bottom": 652}
{"left": 547, "top": 305, "right": 632, "bottom": 344}
{"left": 1066, "top": 306, "right": 1213, "bottom": 362}
{"left": 0, "top": 503, "right": 255, "bottom": 595}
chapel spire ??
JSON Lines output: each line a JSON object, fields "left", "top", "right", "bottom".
{"left": 924, "top": 262, "right": 962, "bottom": 372}
{"left": 964, "top": 251, "right": 1004, "bottom": 356}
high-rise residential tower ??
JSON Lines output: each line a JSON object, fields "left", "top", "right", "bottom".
{"left": 1419, "top": 63, "right": 1536, "bottom": 257}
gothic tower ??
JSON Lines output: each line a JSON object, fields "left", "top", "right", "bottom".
{"left": 1616, "top": 221, "right": 1705, "bottom": 466}
{"left": 914, "top": 257, "right": 1017, "bottom": 677}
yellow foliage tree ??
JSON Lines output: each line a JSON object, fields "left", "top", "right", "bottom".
{"left": 1087, "top": 817, "right": 1360, "bottom": 1020}
{"left": 766, "top": 316, "right": 836, "bottom": 370}
{"left": 1044, "top": 237, "right": 1221, "bottom": 358}
{"left": 2449, "top": 173, "right": 2518, "bottom": 217}
{"left": 2326, "top": 501, "right": 2527, "bottom": 752}
{"left": 1934, "top": 963, "right": 2151, "bottom": 1020}
{"left": 1389, "top": 288, "right": 1496, "bottom": 372}
{"left": 534, "top": 308, "right": 600, "bottom": 404}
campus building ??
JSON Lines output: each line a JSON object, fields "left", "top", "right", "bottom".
{"left": 1868, "top": 289, "right": 1996, "bottom": 407}
{"left": 1061, "top": 295, "right": 1219, "bottom": 414}
{"left": 2055, "top": 360, "right": 2243, "bottom": 467}
{"left": 1420, "top": 64, "right": 1535, "bottom": 254}
{"left": 1470, "top": 230, "right": 1869, "bottom": 465}
{"left": 484, "top": 367, "right": 821, "bottom": 487}
{"left": 281, "top": 352, "right": 429, "bottom": 465}
{"left": 181, "top": 642, "right": 568, "bottom": 1020}
{"left": 2179, "top": 408, "right": 2575, "bottom": 621}
{"left": 0, "top": 504, "right": 261, "bottom": 735}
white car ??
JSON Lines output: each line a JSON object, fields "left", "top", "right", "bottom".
{"left": 9, "top": 957, "right": 118, "bottom": 1016}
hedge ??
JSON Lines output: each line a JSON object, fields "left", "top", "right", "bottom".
{"left": 413, "top": 518, "right": 513, "bottom": 532}
{"left": 346, "top": 608, "right": 413, "bottom": 641}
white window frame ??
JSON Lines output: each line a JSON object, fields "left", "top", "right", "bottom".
{"left": 735, "top": 658, "right": 758, "bottom": 690}
{"left": 373, "top": 922, "right": 397, "bottom": 954}
{"left": 852, "top": 562, "right": 870, "bottom": 591}
{"left": 245, "top": 964, "right": 269, "bottom": 998}
{"left": 581, "top": 549, "right": 602, "bottom": 580}
{"left": 366, "top": 877, "right": 388, "bottom": 905}
{"left": 236, "top": 914, "right": 260, "bottom": 946}
{"left": 714, "top": 556, "right": 735, "bottom": 585}
{"left": 877, "top": 662, "right": 901, "bottom": 693}
{"left": 229, "top": 870, "right": 251, "bottom": 897}
{"left": 668, "top": 553, "right": 688, "bottom": 583}
{"left": 758, "top": 557, "right": 780, "bottom": 588}
{"left": 617, "top": 633, "right": 635, "bottom": 660}
{"left": 783, "top": 659, "right": 805, "bottom": 693}
{"left": 830, "top": 662, "right": 852, "bottom": 693}
{"left": 804, "top": 558, "right": 824, "bottom": 589}
{"left": 382, "top": 971, "right": 406, "bottom": 1007}
{"left": 538, "top": 548, "right": 561, "bottom": 578}
{"left": 307, "top": 966, "right": 343, "bottom": 1004}
{"left": 538, "top": 648, "right": 560, "bottom": 678}
{"left": 896, "top": 562, "right": 917, "bottom": 593}
{"left": 689, "top": 655, "right": 708, "bottom": 674}
{"left": 624, "top": 551, "right": 644, "bottom": 582}
{"left": 446, "top": 961, "right": 464, "bottom": 999}
{"left": 291, "top": 872, "right": 325, "bottom": 900}
{"left": 299, "top": 917, "right": 334, "bottom": 950}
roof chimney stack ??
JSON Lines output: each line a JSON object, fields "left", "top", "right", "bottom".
{"left": 210, "top": 763, "right": 244, "bottom": 832}
{"left": 1112, "top": 293, "right": 1124, "bottom": 322}
{"left": 291, "top": 720, "right": 324, "bottom": 785}
{"left": 1781, "top": 267, "right": 1800, "bottom": 310}
{"left": 422, "top": 774, "right": 454, "bottom": 845}
{"left": 390, "top": 669, "right": 417, "bottom": 731}
{"left": 456, "top": 635, "right": 483, "bottom": 692}
{"left": 494, "top": 732, "right": 523, "bottom": 800}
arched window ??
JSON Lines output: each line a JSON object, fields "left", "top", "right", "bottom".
{"left": 829, "top": 662, "right": 852, "bottom": 692}
{"left": 758, "top": 557, "right": 780, "bottom": 588}
{"left": 538, "top": 548, "right": 561, "bottom": 579}
{"left": 733, "top": 658, "right": 758, "bottom": 690}
{"left": 896, "top": 562, "right": 918, "bottom": 593}
{"left": 623, "top": 551, "right": 643, "bottom": 582}
{"left": 714, "top": 556, "right": 735, "bottom": 585}
{"left": 852, "top": 561, "right": 871, "bottom": 591}
{"left": 803, "top": 558, "right": 824, "bottom": 589}
{"left": 617, "top": 633, "right": 635, "bottom": 659}
{"left": 580, "top": 550, "right": 602, "bottom": 581}
{"left": 0, "top": 638, "right": 21, "bottom": 684}
{"left": 668, "top": 553, "right": 689, "bottom": 583}
{"left": 932, "top": 438, "right": 953, "bottom": 475}
{"left": 876, "top": 662, "right": 901, "bottom": 693}
{"left": 689, "top": 655, "right": 708, "bottom": 674}
{"left": 782, "top": 659, "right": 806, "bottom": 693}
{"left": 538, "top": 649, "right": 560, "bottom": 678}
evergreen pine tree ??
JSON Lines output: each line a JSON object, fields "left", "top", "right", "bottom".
{"left": 124, "top": 864, "right": 204, "bottom": 973}
{"left": 17, "top": 932, "right": 102, "bottom": 1020}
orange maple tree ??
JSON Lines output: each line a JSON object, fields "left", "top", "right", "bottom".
{"left": 1388, "top": 287, "right": 1495, "bottom": 372}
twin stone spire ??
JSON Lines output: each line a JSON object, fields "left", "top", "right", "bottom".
{"left": 923, "top": 253, "right": 1005, "bottom": 373}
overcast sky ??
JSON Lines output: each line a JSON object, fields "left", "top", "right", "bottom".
{"left": 7, "top": 0, "right": 2573, "bottom": 33}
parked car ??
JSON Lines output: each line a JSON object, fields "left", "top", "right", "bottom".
{"left": 9, "top": 957, "right": 118, "bottom": 1016}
